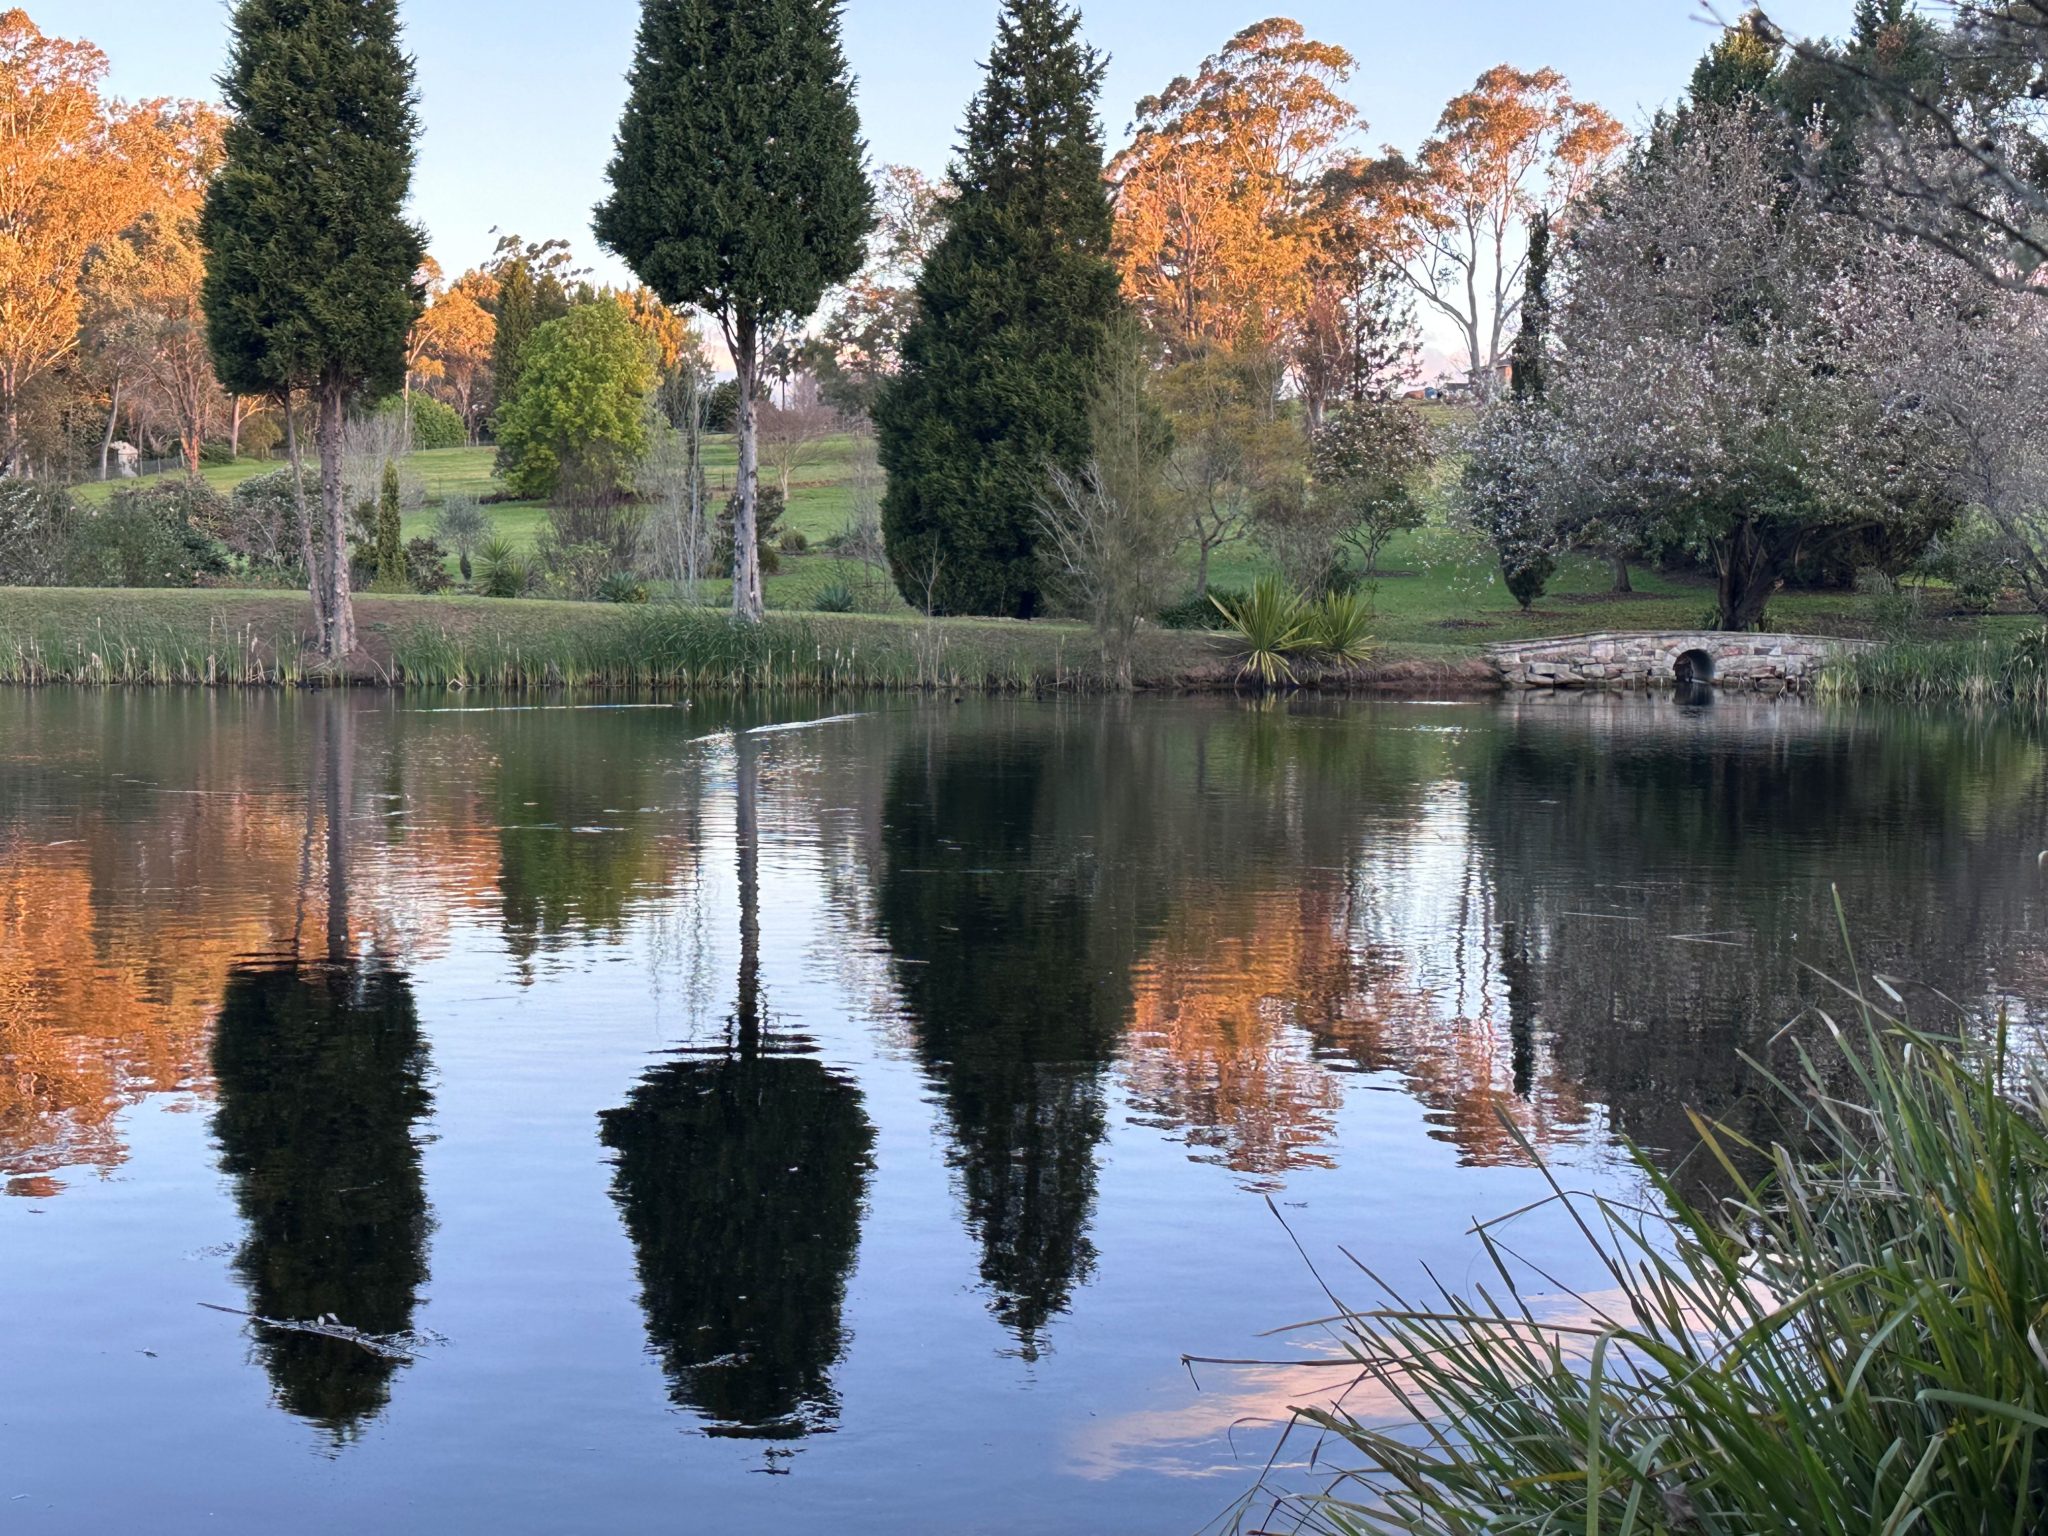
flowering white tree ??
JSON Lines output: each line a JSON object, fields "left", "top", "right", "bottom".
{"left": 1470, "top": 105, "right": 1969, "bottom": 631}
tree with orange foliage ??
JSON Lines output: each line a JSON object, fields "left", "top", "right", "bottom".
{"left": 1111, "top": 20, "right": 1359, "bottom": 357}
{"left": 1367, "top": 66, "right": 1624, "bottom": 397}
{"left": 0, "top": 11, "right": 131, "bottom": 473}
{"left": 83, "top": 209, "right": 220, "bottom": 475}
{"left": 79, "top": 100, "right": 226, "bottom": 476}
{"left": 408, "top": 265, "right": 497, "bottom": 440}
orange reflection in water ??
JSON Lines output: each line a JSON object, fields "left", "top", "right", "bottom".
{"left": 1124, "top": 877, "right": 1597, "bottom": 1184}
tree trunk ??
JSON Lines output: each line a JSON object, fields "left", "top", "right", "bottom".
{"left": 316, "top": 374, "right": 357, "bottom": 660}
{"left": 1610, "top": 554, "right": 1632, "bottom": 594}
{"left": 1195, "top": 542, "right": 1212, "bottom": 603}
{"left": 183, "top": 426, "right": 202, "bottom": 479}
{"left": 285, "top": 390, "right": 329, "bottom": 644}
{"left": 731, "top": 312, "right": 765, "bottom": 623}
{"left": 1716, "top": 521, "right": 1779, "bottom": 632}
{"left": 101, "top": 377, "right": 123, "bottom": 479}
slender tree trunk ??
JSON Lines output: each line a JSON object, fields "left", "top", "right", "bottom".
{"left": 285, "top": 389, "right": 329, "bottom": 642}
{"left": 101, "top": 377, "right": 124, "bottom": 479}
{"left": 730, "top": 312, "right": 765, "bottom": 623}
{"left": 183, "top": 426, "right": 202, "bottom": 479}
{"left": 1610, "top": 554, "right": 1632, "bottom": 594}
{"left": 317, "top": 374, "right": 357, "bottom": 660}
{"left": 1195, "top": 541, "right": 1212, "bottom": 603}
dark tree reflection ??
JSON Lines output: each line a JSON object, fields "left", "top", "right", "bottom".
{"left": 210, "top": 960, "right": 434, "bottom": 1439}
{"left": 601, "top": 727, "right": 876, "bottom": 1440}
{"left": 600, "top": 1042, "right": 875, "bottom": 1439}
{"left": 877, "top": 724, "right": 1130, "bottom": 1357}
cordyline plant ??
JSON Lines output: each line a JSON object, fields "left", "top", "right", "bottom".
{"left": 1231, "top": 926, "right": 2048, "bottom": 1534}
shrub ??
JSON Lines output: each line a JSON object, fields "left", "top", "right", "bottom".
{"left": 382, "top": 392, "right": 465, "bottom": 450}
{"left": 493, "top": 302, "right": 655, "bottom": 500}
{"left": 404, "top": 536, "right": 451, "bottom": 593}
{"left": 433, "top": 496, "right": 492, "bottom": 582}
{"left": 532, "top": 539, "right": 611, "bottom": 601}
{"left": 715, "top": 484, "right": 785, "bottom": 577}
{"left": 779, "top": 528, "right": 809, "bottom": 555}
{"left": 1212, "top": 577, "right": 1311, "bottom": 686}
{"left": 0, "top": 482, "right": 84, "bottom": 585}
{"left": 476, "top": 535, "right": 537, "bottom": 598}
{"left": 596, "top": 570, "right": 650, "bottom": 604}
{"left": 1156, "top": 587, "right": 1243, "bottom": 631}
{"left": 702, "top": 379, "right": 742, "bottom": 434}
{"left": 1304, "top": 589, "right": 1377, "bottom": 665}
{"left": 1503, "top": 549, "right": 1554, "bottom": 610}
{"left": 199, "top": 440, "right": 237, "bottom": 467}
{"left": 372, "top": 461, "right": 407, "bottom": 591}
{"left": 225, "top": 468, "right": 311, "bottom": 573}
{"left": 812, "top": 580, "right": 856, "bottom": 613}
{"left": 70, "top": 482, "right": 229, "bottom": 588}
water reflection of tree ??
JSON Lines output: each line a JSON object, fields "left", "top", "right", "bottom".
{"left": 601, "top": 728, "right": 876, "bottom": 1438}
{"left": 877, "top": 713, "right": 1165, "bottom": 1356}
{"left": 210, "top": 701, "right": 435, "bottom": 1441}
{"left": 211, "top": 961, "right": 433, "bottom": 1439}
{"left": 486, "top": 712, "right": 686, "bottom": 961}
{"left": 1461, "top": 701, "right": 2048, "bottom": 1161}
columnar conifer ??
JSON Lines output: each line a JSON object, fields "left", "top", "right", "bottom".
{"left": 202, "top": 0, "right": 425, "bottom": 660}
{"left": 876, "top": 0, "right": 1123, "bottom": 619}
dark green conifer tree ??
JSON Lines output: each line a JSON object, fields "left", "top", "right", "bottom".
{"left": 1688, "top": 10, "right": 1784, "bottom": 110}
{"left": 201, "top": 0, "right": 425, "bottom": 660}
{"left": 875, "top": 0, "right": 1123, "bottom": 619}
{"left": 595, "top": 0, "right": 870, "bottom": 621}
{"left": 1508, "top": 212, "right": 1551, "bottom": 403}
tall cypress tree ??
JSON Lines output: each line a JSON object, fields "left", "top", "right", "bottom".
{"left": 876, "top": 0, "right": 1122, "bottom": 619}
{"left": 596, "top": 0, "right": 870, "bottom": 622}
{"left": 1508, "top": 211, "right": 1551, "bottom": 403}
{"left": 202, "top": 0, "right": 425, "bottom": 662}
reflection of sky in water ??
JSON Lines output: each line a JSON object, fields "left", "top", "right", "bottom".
{"left": 2, "top": 692, "right": 2045, "bottom": 1533}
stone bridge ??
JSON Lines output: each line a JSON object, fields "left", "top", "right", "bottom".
{"left": 1489, "top": 632, "right": 1865, "bottom": 694}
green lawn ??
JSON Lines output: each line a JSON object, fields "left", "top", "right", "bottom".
{"left": 65, "top": 426, "right": 2027, "bottom": 651}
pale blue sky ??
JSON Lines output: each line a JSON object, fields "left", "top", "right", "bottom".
{"left": 53, "top": 0, "right": 1852, "bottom": 284}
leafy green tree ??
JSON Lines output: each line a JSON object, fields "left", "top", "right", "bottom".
{"left": 876, "top": 0, "right": 1124, "bottom": 618}
{"left": 595, "top": 0, "right": 871, "bottom": 621}
{"left": 484, "top": 234, "right": 577, "bottom": 444}
{"left": 201, "top": 0, "right": 425, "bottom": 661}
{"left": 492, "top": 303, "right": 655, "bottom": 501}
{"left": 1312, "top": 401, "right": 1437, "bottom": 579}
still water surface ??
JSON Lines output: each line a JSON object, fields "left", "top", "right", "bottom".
{"left": 2, "top": 691, "right": 2044, "bottom": 1532}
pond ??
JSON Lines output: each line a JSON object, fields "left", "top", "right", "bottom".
{"left": 3, "top": 690, "right": 2045, "bottom": 1533}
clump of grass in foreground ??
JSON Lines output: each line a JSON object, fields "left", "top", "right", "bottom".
{"left": 1822, "top": 628, "right": 2048, "bottom": 707}
{"left": 1234, "top": 937, "right": 2048, "bottom": 1534}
